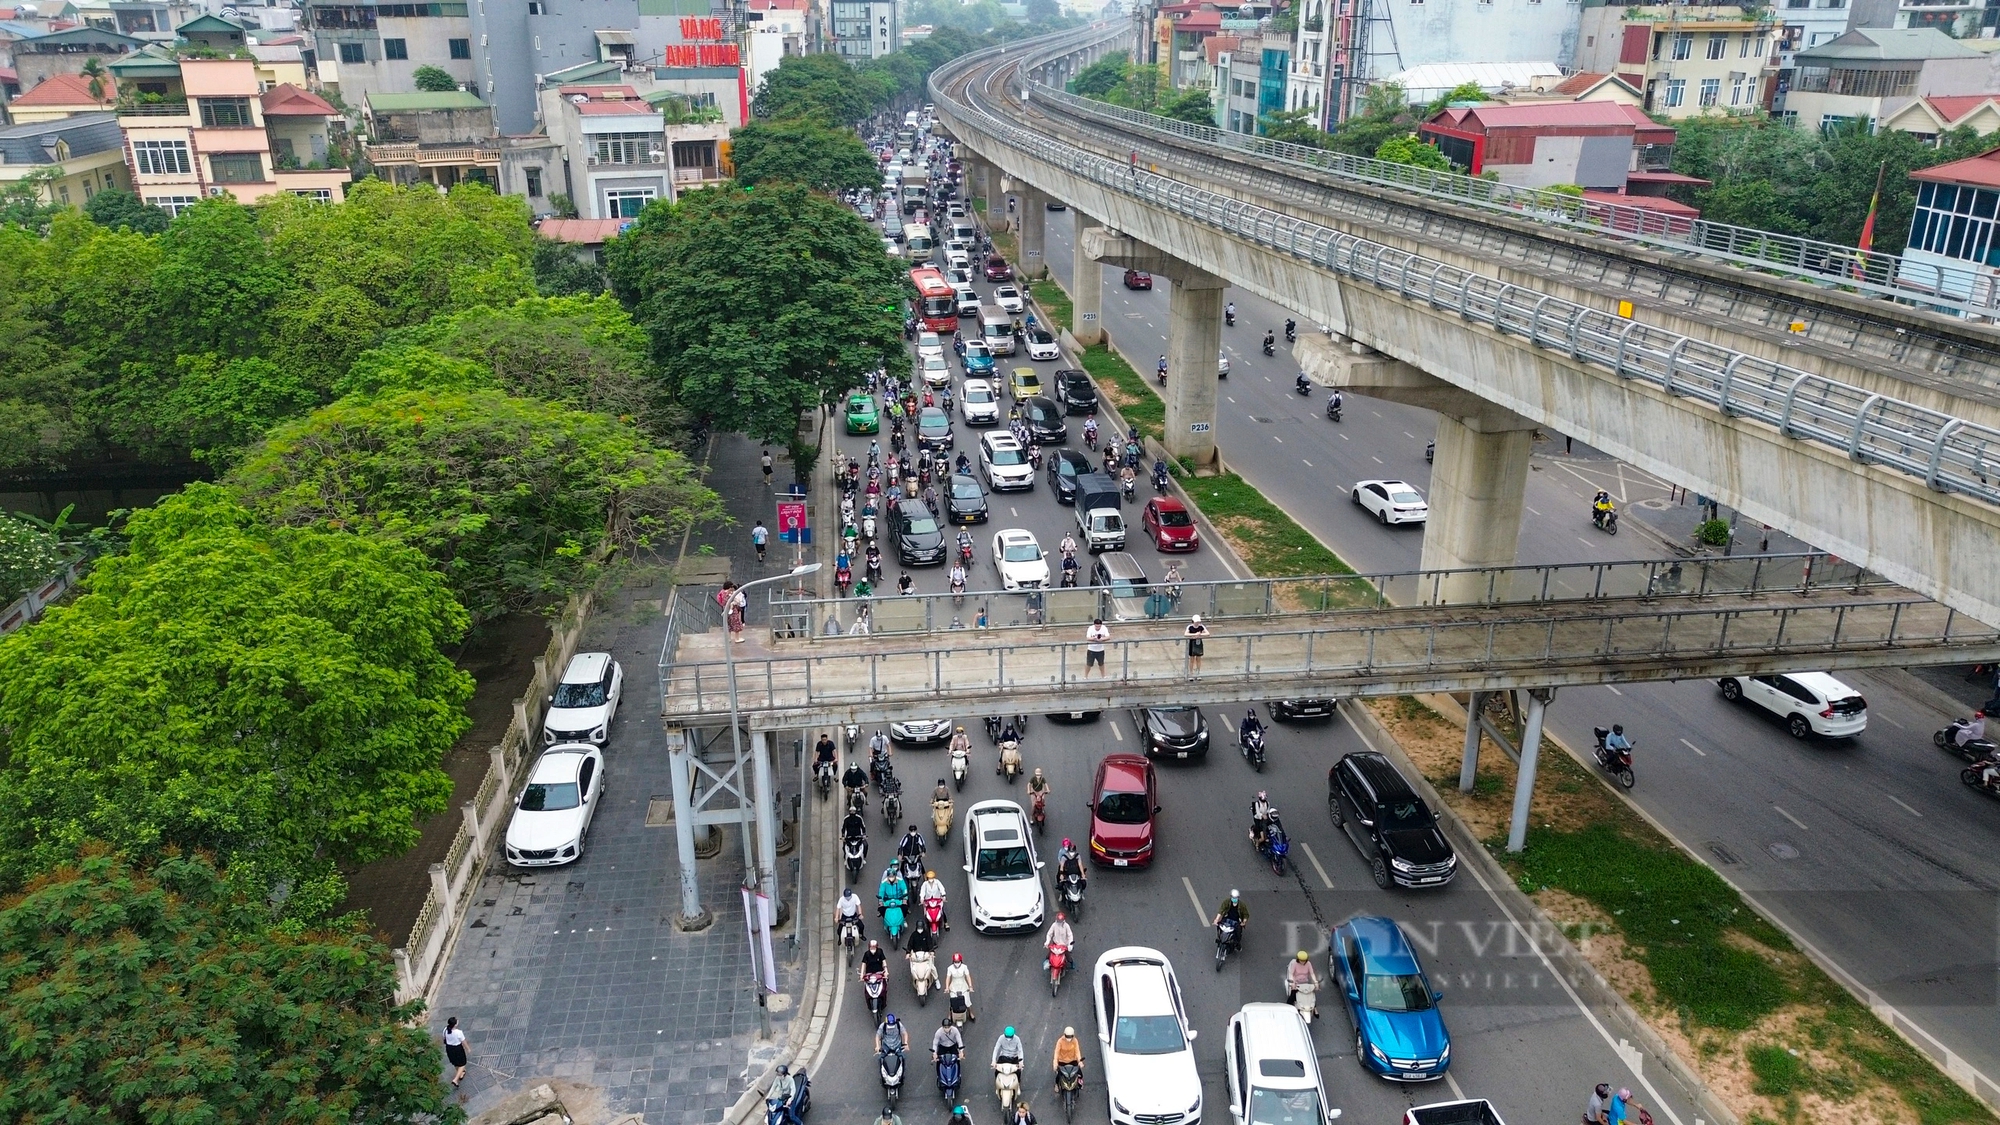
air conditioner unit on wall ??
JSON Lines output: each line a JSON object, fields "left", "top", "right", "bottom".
{"left": 650, "top": 151, "right": 665, "bottom": 162}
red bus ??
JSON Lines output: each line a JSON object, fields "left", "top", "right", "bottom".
{"left": 909, "top": 266, "right": 957, "bottom": 334}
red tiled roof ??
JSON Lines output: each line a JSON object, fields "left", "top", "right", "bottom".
{"left": 1582, "top": 190, "right": 1700, "bottom": 217}
{"left": 1461, "top": 100, "right": 1636, "bottom": 129}
{"left": 1922, "top": 95, "right": 2000, "bottom": 125}
{"left": 538, "top": 218, "right": 632, "bottom": 243}
{"left": 574, "top": 99, "right": 658, "bottom": 115}
{"left": 0, "top": 66, "right": 16, "bottom": 84}
{"left": 1626, "top": 170, "right": 1710, "bottom": 186}
{"left": 258, "top": 82, "right": 336, "bottom": 116}
{"left": 1204, "top": 34, "right": 1238, "bottom": 65}
{"left": 1912, "top": 146, "right": 2000, "bottom": 188}
{"left": 9, "top": 72, "right": 111, "bottom": 107}
{"left": 1552, "top": 71, "right": 1608, "bottom": 95}
{"left": 1175, "top": 10, "right": 1222, "bottom": 31}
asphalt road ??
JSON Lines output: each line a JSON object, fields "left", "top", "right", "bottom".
{"left": 1031, "top": 209, "right": 2000, "bottom": 1102}
{"left": 805, "top": 199, "right": 1708, "bottom": 1125}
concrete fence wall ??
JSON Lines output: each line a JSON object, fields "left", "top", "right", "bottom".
{"left": 393, "top": 591, "right": 596, "bottom": 1006}
{"left": 0, "top": 558, "right": 85, "bottom": 636}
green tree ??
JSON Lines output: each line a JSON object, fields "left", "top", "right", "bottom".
{"left": 79, "top": 56, "right": 108, "bottom": 101}
{"left": 412, "top": 64, "right": 459, "bottom": 92}
{"left": 0, "top": 485, "right": 472, "bottom": 890}
{"left": 1069, "top": 52, "right": 1128, "bottom": 98}
{"left": 0, "top": 167, "right": 69, "bottom": 232}
{"left": 1423, "top": 81, "right": 1488, "bottom": 114}
{"left": 1374, "top": 134, "right": 1451, "bottom": 171}
{"left": 150, "top": 197, "right": 290, "bottom": 360}
{"left": 229, "top": 388, "right": 721, "bottom": 621}
{"left": 532, "top": 236, "right": 611, "bottom": 296}
{"left": 732, "top": 119, "right": 883, "bottom": 194}
{"left": 607, "top": 183, "right": 907, "bottom": 464}
{"left": 0, "top": 846, "right": 460, "bottom": 1123}
{"left": 1160, "top": 87, "right": 1214, "bottom": 125}
{"left": 0, "top": 515, "right": 65, "bottom": 604}
{"left": 159, "top": 352, "right": 321, "bottom": 464}
{"left": 82, "top": 187, "right": 170, "bottom": 234}
{"left": 1104, "top": 63, "right": 1165, "bottom": 112}
{"left": 0, "top": 226, "right": 92, "bottom": 474}
{"left": 751, "top": 52, "right": 890, "bottom": 125}
{"left": 1258, "top": 106, "right": 1327, "bottom": 147}
{"left": 1323, "top": 82, "right": 1413, "bottom": 156}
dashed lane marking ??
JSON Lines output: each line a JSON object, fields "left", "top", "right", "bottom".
{"left": 1888, "top": 794, "right": 1923, "bottom": 818}
{"left": 1299, "top": 841, "right": 1334, "bottom": 888}
{"left": 1181, "top": 877, "right": 1208, "bottom": 925}
{"left": 1679, "top": 738, "right": 1707, "bottom": 757}
{"left": 1774, "top": 805, "right": 1809, "bottom": 831}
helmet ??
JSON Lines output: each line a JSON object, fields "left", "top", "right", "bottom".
{"left": 869, "top": 939, "right": 880, "bottom": 948}
{"left": 926, "top": 870, "right": 936, "bottom": 879}
{"left": 1063, "top": 1027, "right": 1075, "bottom": 1038}
{"left": 885, "top": 1013, "right": 898, "bottom": 1026}
{"left": 957, "top": 725, "right": 965, "bottom": 732}
{"left": 1266, "top": 806, "right": 1279, "bottom": 817}
{"left": 953, "top": 1108, "right": 968, "bottom": 1118}
{"left": 777, "top": 1064, "right": 790, "bottom": 1076}
{"left": 1296, "top": 950, "right": 1311, "bottom": 962}
{"left": 1230, "top": 889, "right": 1240, "bottom": 901}
{"left": 1062, "top": 838, "right": 1073, "bottom": 849}
{"left": 944, "top": 1016, "right": 954, "bottom": 1027}
{"left": 953, "top": 952, "right": 964, "bottom": 963}
{"left": 1612, "top": 724, "right": 1625, "bottom": 734}
{"left": 1056, "top": 912, "right": 1066, "bottom": 921}
{"left": 1004, "top": 1026, "right": 1016, "bottom": 1037}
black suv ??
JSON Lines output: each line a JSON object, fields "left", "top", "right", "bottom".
{"left": 1053, "top": 369, "right": 1098, "bottom": 414}
{"left": 944, "top": 473, "right": 989, "bottom": 525}
{"left": 1131, "top": 705, "right": 1207, "bottom": 760}
{"left": 889, "top": 498, "right": 946, "bottom": 565}
{"left": 1327, "top": 752, "right": 1457, "bottom": 889}
{"left": 1021, "top": 396, "right": 1067, "bottom": 445}
{"left": 1047, "top": 448, "right": 1094, "bottom": 505}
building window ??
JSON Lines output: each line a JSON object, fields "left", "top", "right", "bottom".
{"left": 1910, "top": 181, "right": 1999, "bottom": 264}
{"left": 525, "top": 167, "right": 543, "bottom": 196}
{"left": 199, "top": 96, "right": 253, "bottom": 127}
{"left": 604, "top": 187, "right": 655, "bottom": 217}
{"left": 1698, "top": 78, "right": 1720, "bottom": 106}
{"left": 148, "top": 194, "right": 200, "bottom": 216}
{"left": 1671, "top": 33, "right": 1692, "bottom": 60}
{"left": 1664, "top": 78, "right": 1686, "bottom": 107}
{"left": 1730, "top": 78, "right": 1750, "bottom": 105}
{"left": 592, "top": 132, "right": 652, "bottom": 164}
{"left": 1706, "top": 33, "right": 1726, "bottom": 59}
{"left": 449, "top": 36, "right": 471, "bottom": 58}
{"left": 210, "top": 153, "right": 266, "bottom": 183}
{"left": 291, "top": 188, "right": 334, "bottom": 201}
{"left": 132, "top": 139, "right": 192, "bottom": 176}
{"left": 339, "top": 41, "right": 366, "bottom": 63}
{"left": 384, "top": 37, "right": 408, "bottom": 59}
{"left": 528, "top": 1, "right": 543, "bottom": 11}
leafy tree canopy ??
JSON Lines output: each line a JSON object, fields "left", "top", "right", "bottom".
{"left": 0, "top": 225, "right": 91, "bottom": 474}
{"left": 1069, "top": 52, "right": 1129, "bottom": 98}
{"left": 1259, "top": 106, "right": 1327, "bottom": 148}
{"left": 607, "top": 183, "right": 907, "bottom": 456}
{"left": 0, "top": 515, "right": 64, "bottom": 604}
{"left": 531, "top": 237, "right": 610, "bottom": 297}
{"left": 0, "top": 485, "right": 472, "bottom": 892}
{"left": 752, "top": 51, "right": 891, "bottom": 126}
{"left": 1160, "top": 87, "right": 1213, "bottom": 125}
{"left": 82, "top": 187, "right": 171, "bottom": 234}
{"left": 0, "top": 168, "right": 68, "bottom": 234}
{"left": 228, "top": 388, "right": 721, "bottom": 621}
{"left": 412, "top": 64, "right": 459, "bottom": 92}
{"left": 0, "top": 846, "right": 460, "bottom": 1124}
{"left": 732, "top": 119, "right": 883, "bottom": 194}
{"left": 1375, "top": 134, "right": 1451, "bottom": 171}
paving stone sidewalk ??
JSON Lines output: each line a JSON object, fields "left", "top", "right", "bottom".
{"left": 430, "top": 432, "right": 825, "bottom": 1125}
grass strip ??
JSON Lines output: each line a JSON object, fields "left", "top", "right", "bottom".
{"left": 1029, "top": 279, "right": 1073, "bottom": 334}
{"left": 1078, "top": 344, "right": 1161, "bottom": 441}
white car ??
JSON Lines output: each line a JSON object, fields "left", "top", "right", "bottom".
{"left": 917, "top": 331, "right": 944, "bottom": 364}
{"left": 1718, "top": 671, "right": 1868, "bottom": 739}
{"left": 961, "top": 378, "right": 1001, "bottom": 425}
{"left": 1225, "top": 1004, "right": 1336, "bottom": 1125}
{"left": 1094, "top": 948, "right": 1203, "bottom": 1125}
{"left": 948, "top": 267, "right": 973, "bottom": 287}
{"left": 1352, "top": 479, "right": 1429, "bottom": 525}
{"left": 1218, "top": 351, "right": 1231, "bottom": 377}
{"left": 963, "top": 800, "right": 1044, "bottom": 933}
{"left": 994, "top": 285, "right": 1025, "bottom": 313}
{"left": 883, "top": 237, "right": 903, "bottom": 259}
{"left": 948, "top": 201, "right": 967, "bottom": 217}
{"left": 992, "top": 528, "right": 1049, "bottom": 590}
{"left": 946, "top": 248, "right": 972, "bottom": 272}
{"left": 1026, "top": 326, "right": 1062, "bottom": 361}
{"left": 956, "top": 287, "right": 982, "bottom": 317}
{"left": 922, "top": 354, "right": 953, "bottom": 388}
{"left": 980, "top": 432, "right": 1035, "bottom": 491}
{"left": 505, "top": 744, "right": 605, "bottom": 867}
{"left": 543, "top": 651, "right": 622, "bottom": 744}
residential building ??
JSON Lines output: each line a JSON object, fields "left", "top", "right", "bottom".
{"left": 1480, "top": 70, "right": 1646, "bottom": 107}
{"left": 1881, "top": 92, "right": 2000, "bottom": 138}
{"left": 1418, "top": 100, "right": 1674, "bottom": 189}
{"left": 1894, "top": 0, "right": 1984, "bottom": 37}
{"left": 99, "top": 0, "right": 198, "bottom": 42}
{"left": 1285, "top": 0, "right": 1326, "bottom": 122}
{"left": 537, "top": 81, "right": 724, "bottom": 216}
{"left": 1899, "top": 144, "right": 2000, "bottom": 304}
{"left": 361, "top": 86, "right": 559, "bottom": 207}
{"left": 1782, "top": 28, "right": 1990, "bottom": 133}
{"left": 1215, "top": 32, "right": 1288, "bottom": 134}
{"left": 4, "top": 24, "right": 143, "bottom": 90}
{"left": 1574, "top": 4, "right": 1781, "bottom": 118}
{"left": 303, "top": 0, "right": 478, "bottom": 115}
{"left": 536, "top": 214, "right": 630, "bottom": 263}
{"left": 744, "top": 0, "right": 809, "bottom": 93}
{"left": 5, "top": 68, "right": 112, "bottom": 122}
{"left": 830, "top": 0, "right": 897, "bottom": 62}
{"left": 1322, "top": 0, "right": 1583, "bottom": 124}
{"left": 0, "top": 109, "right": 128, "bottom": 202}
{"left": 109, "top": 50, "right": 349, "bottom": 213}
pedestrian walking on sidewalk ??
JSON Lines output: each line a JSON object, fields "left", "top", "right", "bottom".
{"left": 752, "top": 521, "right": 769, "bottom": 564}
{"left": 1184, "top": 615, "right": 1209, "bottom": 676}
{"left": 762, "top": 449, "right": 775, "bottom": 488}
{"left": 720, "top": 581, "right": 747, "bottom": 643}
{"left": 443, "top": 1017, "right": 469, "bottom": 1087}
{"left": 1084, "top": 618, "right": 1108, "bottom": 677}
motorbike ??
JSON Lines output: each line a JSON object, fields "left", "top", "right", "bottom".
{"left": 985, "top": 715, "right": 1003, "bottom": 744}
{"left": 951, "top": 745, "right": 969, "bottom": 790}
{"left": 866, "top": 556, "right": 883, "bottom": 585}
{"left": 1963, "top": 761, "right": 2000, "bottom": 799}
{"left": 1122, "top": 476, "right": 1136, "bottom": 503}
{"left": 1084, "top": 427, "right": 1099, "bottom": 452}
{"left": 1936, "top": 719, "right": 1998, "bottom": 763}
{"left": 1047, "top": 942, "right": 1070, "bottom": 997}
{"left": 880, "top": 1050, "right": 905, "bottom": 1108}
{"left": 1286, "top": 974, "right": 1318, "bottom": 1022}
{"left": 765, "top": 1068, "right": 811, "bottom": 1125}
{"left": 840, "top": 917, "right": 863, "bottom": 965}
{"left": 933, "top": 796, "right": 955, "bottom": 843}
{"left": 1295, "top": 375, "right": 1311, "bottom": 396}
{"left": 1326, "top": 397, "right": 1341, "bottom": 422}
{"left": 871, "top": 747, "right": 894, "bottom": 790}
{"left": 1225, "top": 308, "right": 1236, "bottom": 326}
{"left": 1060, "top": 870, "right": 1085, "bottom": 922}
{"left": 1238, "top": 725, "right": 1267, "bottom": 771}
{"left": 1284, "top": 321, "right": 1296, "bottom": 342}
{"left": 1156, "top": 364, "right": 1168, "bottom": 386}
{"left": 1215, "top": 916, "right": 1241, "bottom": 970}
{"left": 960, "top": 541, "right": 976, "bottom": 569}
{"left": 1258, "top": 825, "right": 1290, "bottom": 876}
{"left": 845, "top": 723, "right": 861, "bottom": 753}
{"left": 1592, "top": 506, "right": 1620, "bottom": 534}
{"left": 882, "top": 894, "right": 908, "bottom": 942}
{"left": 1056, "top": 1061, "right": 1083, "bottom": 1124}
{"left": 1030, "top": 788, "right": 1047, "bottom": 832}
{"left": 937, "top": 1051, "right": 962, "bottom": 1107}
{"left": 1262, "top": 338, "right": 1276, "bottom": 357}
{"left": 910, "top": 949, "right": 938, "bottom": 1004}
{"left": 993, "top": 1061, "right": 1022, "bottom": 1112}
{"left": 864, "top": 970, "right": 888, "bottom": 1017}
{"left": 844, "top": 836, "right": 867, "bottom": 883}
{"left": 999, "top": 738, "right": 1022, "bottom": 782}
{"left": 863, "top": 514, "right": 878, "bottom": 542}
{"left": 921, "top": 895, "right": 946, "bottom": 936}
{"left": 1061, "top": 568, "right": 1078, "bottom": 588}
{"left": 846, "top": 785, "right": 868, "bottom": 817}
{"left": 947, "top": 988, "right": 970, "bottom": 1027}
{"left": 883, "top": 777, "right": 904, "bottom": 826}
{"left": 900, "top": 852, "right": 926, "bottom": 886}
{"left": 815, "top": 759, "right": 837, "bottom": 801}
{"left": 1153, "top": 465, "right": 1170, "bottom": 494}
{"left": 1425, "top": 440, "right": 1434, "bottom": 464}
{"left": 835, "top": 566, "right": 853, "bottom": 597}
{"left": 1590, "top": 727, "right": 1637, "bottom": 789}
{"left": 1028, "top": 445, "right": 1043, "bottom": 470}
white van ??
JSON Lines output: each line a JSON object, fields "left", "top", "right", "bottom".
{"left": 1225, "top": 1003, "right": 1342, "bottom": 1125}
{"left": 980, "top": 308, "right": 1017, "bottom": 356}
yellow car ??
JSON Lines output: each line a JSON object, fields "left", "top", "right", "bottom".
{"left": 1008, "top": 367, "right": 1042, "bottom": 400}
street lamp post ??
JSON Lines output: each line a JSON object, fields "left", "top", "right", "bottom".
{"left": 724, "top": 563, "right": 819, "bottom": 1039}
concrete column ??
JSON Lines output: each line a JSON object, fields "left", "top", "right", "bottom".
{"left": 667, "top": 727, "right": 713, "bottom": 930}
{"left": 751, "top": 729, "right": 783, "bottom": 922}
{"left": 1165, "top": 272, "right": 1226, "bottom": 464}
{"left": 1071, "top": 214, "right": 1106, "bottom": 346}
{"left": 1505, "top": 689, "right": 1553, "bottom": 853}
{"left": 1018, "top": 185, "right": 1048, "bottom": 280}
{"left": 1458, "top": 691, "right": 1483, "bottom": 793}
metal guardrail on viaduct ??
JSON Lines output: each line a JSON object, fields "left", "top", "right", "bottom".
{"left": 930, "top": 32, "right": 2000, "bottom": 626}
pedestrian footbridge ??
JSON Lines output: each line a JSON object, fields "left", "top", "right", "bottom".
{"left": 656, "top": 555, "right": 2000, "bottom": 730}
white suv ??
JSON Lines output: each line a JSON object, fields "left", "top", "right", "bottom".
{"left": 543, "top": 651, "right": 622, "bottom": 745}
{"left": 1095, "top": 947, "right": 1202, "bottom": 1125}
{"left": 1224, "top": 1004, "right": 1337, "bottom": 1125}
{"left": 980, "top": 432, "right": 1035, "bottom": 491}
{"left": 1718, "top": 671, "right": 1867, "bottom": 739}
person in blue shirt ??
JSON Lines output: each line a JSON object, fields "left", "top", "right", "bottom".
{"left": 1604, "top": 725, "right": 1633, "bottom": 753}
{"left": 1607, "top": 1087, "right": 1641, "bottom": 1125}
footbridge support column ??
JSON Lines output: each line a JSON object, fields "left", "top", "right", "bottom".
{"left": 1080, "top": 226, "right": 1224, "bottom": 465}
{"left": 1298, "top": 332, "right": 1536, "bottom": 603}
{"left": 1506, "top": 689, "right": 1554, "bottom": 853}
{"left": 1069, "top": 213, "right": 1106, "bottom": 346}
{"left": 1017, "top": 184, "right": 1048, "bottom": 280}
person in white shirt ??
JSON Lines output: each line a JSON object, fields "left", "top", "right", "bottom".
{"left": 1043, "top": 913, "right": 1074, "bottom": 969}
{"left": 918, "top": 870, "right": 950, "bottom": 932}
{"left": 1084, "top": 619, "right": 1109, "bottom": 677}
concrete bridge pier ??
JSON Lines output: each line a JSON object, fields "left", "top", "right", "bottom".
{"left": 1017, "top": 184, "right": 1049, "bottom": 279}
{"left": 1069, "top": 213, "right": 1106, "bottom": 345}
{"left": 1079, "top": 225, "right": 1224, "bottom": 464}
{"left": 1298, "top": 332, "right": 1536, "bottom": 603}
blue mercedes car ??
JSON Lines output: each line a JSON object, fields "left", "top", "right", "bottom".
{"left": 1329, "top": 915, "right": 1451, "bottom": 1081}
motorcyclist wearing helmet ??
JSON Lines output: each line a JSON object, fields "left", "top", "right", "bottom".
{"left": 944, "top": 951, "right": 976, "bottom": 1020}
{"left": 1043, "top": 912, "right": 1074, "bottom": 970}
{"left": 993, "top": 1027, "right": 1026, "bottom": 1069}
{"left": 1056, "top": 838, "right": 1086, "bottom": 895}
{"left": 843, "top": 760, "right": 870, "bottom": 803}
{"left": 1051, "top": 1027, "right": 1085, "bottom": 1085}
{"left": 919, "top": 868, "right": 949, "bottom": 932}
{"left": 1603, "top": 724, "right": 1633, "bottom": 753}
{"left": 934, "top": 1016, "right": 966, "bottom": 1061}
{"left": 898, "top": 823, "right": 927, "bottom": 860}
{"left": 842, "top": 809, "right": 868, "bottom": 843}
{"left": 1239, "top": 708, "right": 1264, "bottom": 748}
{"left": 1592, "top": 489, "right": 1616, "bottom": 526}
{"left": 769, "top": 1064, "right": 800, "bottom": 1125}
{"left": 1286, "top": 950, "right": 1319, "bottom": 1004}
{"left": 949, "top": 725, "right": 972, "bottom": 759}
{"left": 861, "top": 938, "right": 888, "bottom": 976}
{"left": 878, "top": 1012, "right": 909, "bottom": 1063}
{"left": 837, "top": 885, "right": 865, "bottom": 938}
{"left": 1248, "top": 790, "right": 1273, "bottom": 847}
{"left": 1213, "top": 889, "right": 1249, "bottom": 933}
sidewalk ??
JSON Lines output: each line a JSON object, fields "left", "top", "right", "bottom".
{"left": 429, "top": 432, "right": 821, "bottom": 1125}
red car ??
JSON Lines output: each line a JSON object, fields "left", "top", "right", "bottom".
{"left": 1142, "top": 496, "right": 1200, "bottom": 551}
{"left": 1122, "top": 269, "right": 1153, "bottom": 290}
{"left": 1089, "top": 753, "right": 1159, "bottom": 868}
{"left": 984, "top": 257, "right": 1014, "bottom": 281}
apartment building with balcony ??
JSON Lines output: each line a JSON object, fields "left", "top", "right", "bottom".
{"left": 538, "top": 81, "right": 723, "bottom": 216}
{"left": 1575, "top": 4, "right": 1782, "bottom": 117}
{"left": 108, "top": 49, "right": 349, "bottom": 213}
{"left": 0, "top": 110, "right": 129, "bottom": 204}
{"left": 1782, "top": 27, "right": 1991, "bottom": 132}
{"left": 304, "top": 0, "right": 477, "bottom": 115}
{"left": 829, "top": 0, "right": 897, "bottom": 62}
{"left": 5, "top": 24, "right": 144, "bottom": 90}
{"left": 360, "top": 87, "right": 558, "bottom": 211}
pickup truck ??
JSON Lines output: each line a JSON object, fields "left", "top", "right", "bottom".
{"left": 1403, "top": 1101, "right": 1505, "bottom": 1125}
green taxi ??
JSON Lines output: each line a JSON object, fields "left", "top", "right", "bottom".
{"left": 845, "top": 392, "right": 881, "bottom": 434}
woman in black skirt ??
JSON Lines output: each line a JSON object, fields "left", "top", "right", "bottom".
{"left": 443, "top": 1017, "right": 469, "bottom": 1087}
{"left": 1184, "top": 614, "right": 1209, "bottom": 676}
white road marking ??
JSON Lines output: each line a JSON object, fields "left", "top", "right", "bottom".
{"left": 1299, "top": 841, "right": 1334, "bottom": 888}
{"left": 1301, "top": 459, "right": 1313, "bottom": 467}
{"left": 1604, "top": 685, "right": 1622, "bottom": 696}
{"left": 1339, "top": 433, "right": 1349, "bottom": 441}
{"left": 1182, "top": 876, "right": 1208, "bottom": 924}
{"left": 1109, "top": 720, "right": 1123, "bottom": 742}
{"left": 1273, "top": 435, "right": 1283, "bottom": 443}
{"left": 1679, "top": 738, "right": 1707, "bottom": 757}
{"left": 1226, "top": 396, "right": 1237, "bottom": 404}
{"left": 1524, "top": 505, "right": 1541, "bottom": 516}
{"left": 1774, "top": 805, "right": 1809, "bottom": 831}
{"left": 1444, "top": 1072, "right": 1468, "bottom": 1102}
{"left": 1403, "top": 432, "right": 1417, "bottom": 440}
{"left": 1577, "top": 537, "right": 1594, "bottom": 547}
{"left": 1888, "top": 794, "right": 1923, "bottom": 818}
{"left": 1011, "top": 507, "right": 1018, "bottom": 516}
{"left": 1369, "top": 455, "right": 1382, "bottom": 464}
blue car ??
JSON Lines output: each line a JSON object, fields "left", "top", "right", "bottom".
{"left": 1330, "top": 915, "right": 1450, "bottom": 1081}
{"left": 962, "top": 339, "right": 997, "bottom": 377}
